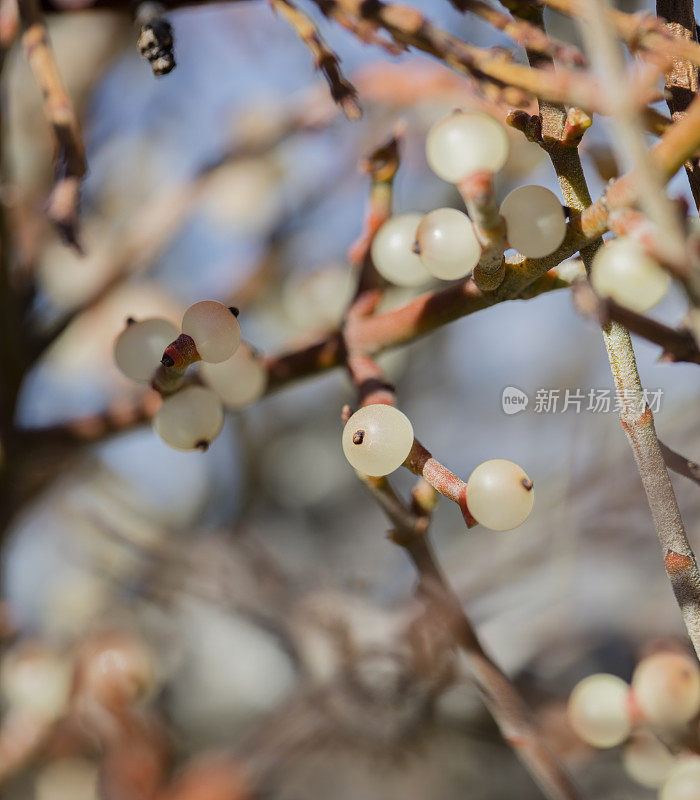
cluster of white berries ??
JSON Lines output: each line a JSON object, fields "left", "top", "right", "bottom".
{"left": 567, "top": 651, "right": 700, "bottom": 796}
{"left": 370, "top": 110, "right": 568, "bottom": 289}
{"left": 114, "top": 300, "right": 267, "bottom": 452}
{"left": 591, "top": 237, "right": 670, "bottom": 312}
{"left": 341, "top": 404, "right": 533, "bottom": 531}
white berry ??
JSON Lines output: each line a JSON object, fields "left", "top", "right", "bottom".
{"left": 342, "top": 404, "right": 414, "bottom": 477}
{"left": 499, "top": 185, "right": 566, "bottom": 258}
{"left": 0, "top": 643, "right": 72, "bottom": 723}
{"left": 371, "top": 214, "right": 432, "bottom": 287}
{"left": 631, "top": 651, "right": 700, "bottom": 728}
{"left": 153, "top": 385, "right": 224, "bottom": 451}
{"left": 426, "top": 110, "right": 509, "bottom": 183}
{"left": 114, "top": 318, "right": 178, "bottom": 382}
{"left": 567, "top": 673, "right": 632, "bottom": 748}
{"left": 416, "top": 208, "right": 481, "bottom": 280}
{"left": 200, "top": 343, "right": 267, "bottom": 409}
{"left": 590, "top": 238, "right": 669, "bottom": 312}
{"left": 181, "top": 301, "right": 242, "bottom": 363}
{"left": 660, "top": 757, "right": 700, "bottom": 800}
{"left": 622, "top": 732, "right": 675, "bottom": 789}
{"left": 466, "top": 458, "right": 534, "bottom": 531}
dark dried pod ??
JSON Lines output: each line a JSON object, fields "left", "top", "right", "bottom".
{"left": 137, "top": 18, "right": 176, "bottom": 77}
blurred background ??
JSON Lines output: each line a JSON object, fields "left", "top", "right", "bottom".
{"left": 1, "top": 0, "right": 700, "bottom": 796}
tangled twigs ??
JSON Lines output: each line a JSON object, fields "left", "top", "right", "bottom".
{"left": 18, "top": 0, "right": 86, "bottom": 244}
{"left": 534, "top": 0, "right": 700, "bottom": 69}
{"left": 449, "top": 0, "right": 584, "bottom": 67}
{"left": 136, "top": 1, "right": 176, "bottom": 77}
{"left": 366, "top": 477, "right": 582, "bottom": 800}
{"left": 270, "top": 0, "right": 361, "bottom": 120}
{"left": 571, "top": 280, "right": 700, "bottom": 365}
{"left": 313, "top": 0, "right": 602, "bottom": 109}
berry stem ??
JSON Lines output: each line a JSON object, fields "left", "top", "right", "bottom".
{"left": 457, "top": 170, "right": 507, "bottom": 290}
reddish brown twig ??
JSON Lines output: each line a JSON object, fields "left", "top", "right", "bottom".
{"left": 17, "top": 0, "right": 86, "bottom": 244}
{"left": 348, "top": 126, "right": 402, "bottom": 294}
{"left": 458, "top": 170, "right": 507, "bottom": 290}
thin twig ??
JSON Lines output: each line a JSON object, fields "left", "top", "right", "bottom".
{"left": 17, "top": 0, "right": 86, "bottom": 244}
{"left": 571, "top": 280, "right": 700, "bottom": 365}
{"left": 659, "top": 440, "right": 700, "bottom": 486}
{"left": 270, "top": 0, "right": 361, "bottom": 120}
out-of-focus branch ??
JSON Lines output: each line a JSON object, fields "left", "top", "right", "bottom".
{"left": 17, "top": 0, "right": 86, "bottom": 244}
{"left": 534, "top": 0, "right": 700, "bottom": 69}
{"left": 572, "top": 280, "right": 700, "bottom": 365}
{"left": 656, "top": 0, "right": 700, "bottom": 210}
{"left": 364, "top": 476, "right": 582, "bottom": 800}
{"left": 659, "top": 440, "right": 700, "bottom": 486}
{"left": 270, "top": 0, "right": 361, "bottom": 120}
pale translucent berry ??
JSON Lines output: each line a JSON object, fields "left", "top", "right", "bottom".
{"left": 114, "top": 318, "right": 178, "bottom": 382}
{"left": 631, "top": 651, "right": 700, "bottom": 728}
{"left": 415, "top": 208, "right": 481, "bottom": 280}
{"left": 660, "top": 757, "right": 700, "bottom": 800}
{"left": 622, "top": 731, "right": 675, "bottom": 789}
{"left": 426, "top": 110, "right": 509, "bottom": 183}
{"left": 590, "top": 238, "right": 670, "bottom": 312}
{"left": 0, "top": 642, "right": 72, "bottom": 722}
{"left": 499, "top": 185, "right": 566, "bottom": 258}
{"left": 153, "top": 386, "right": 224, "bottom": 452}
{"left": 342, "top": 404, "right": 414, "bottom": 477}
{"left": 200, "top": 343, "right": 267, "bottom": 409}
{"left": 371, "top": 214, "right": 432, "bottom": 287}
{"left": 466, "top": 458, "right": 534, "bottom": 531}
{"left": 181, "top": 301, "right": 242, "bottom": 363}
{"left": 283, "top": 266, "right": 354, "bottom": 331}
{"left": 567, "top": 673, "right": 632, "bottom": 748}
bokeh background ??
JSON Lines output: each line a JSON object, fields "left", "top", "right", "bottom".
{"left": 2, "top": 0, "right": 700, "bottom": 796}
